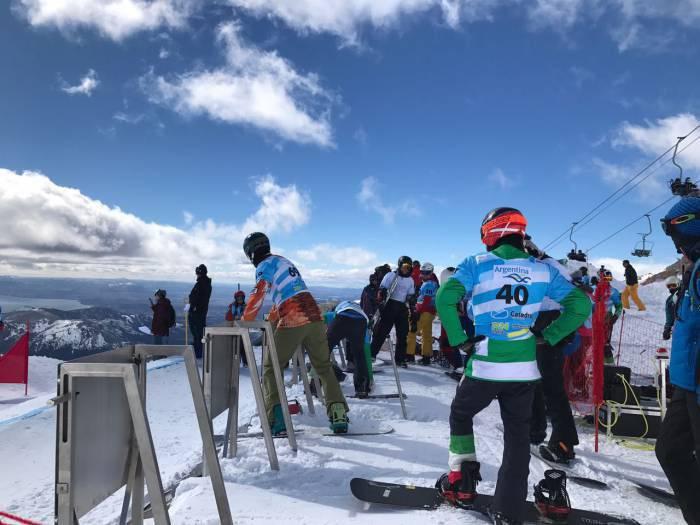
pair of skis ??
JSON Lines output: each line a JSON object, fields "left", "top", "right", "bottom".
{"left": 350, "top": 477, "right": 641, "bottom": 525}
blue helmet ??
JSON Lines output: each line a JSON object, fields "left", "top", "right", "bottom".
{"left": 662, "top": 196, "right": 700, "bottom": 260}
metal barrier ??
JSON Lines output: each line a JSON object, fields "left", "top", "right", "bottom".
{"left": 202, "top": 322, "right": 297, "bottom": 473}
{"left": 53, "top": 345, "right": 231, "bottom": 525}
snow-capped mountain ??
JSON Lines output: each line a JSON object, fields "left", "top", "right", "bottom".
{"left": 0, "top": 307, "right": 183, "bottom": 360}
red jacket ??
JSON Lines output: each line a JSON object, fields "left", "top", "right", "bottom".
{"left": 151, "top": 298, "right": 174, "bottom": 336}
{"left": 411, "top": 267, "right": 421, "bottom": 288}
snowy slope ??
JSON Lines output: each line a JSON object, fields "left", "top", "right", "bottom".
{"left": 1, "top": 355, "right": 682, "bottom": 524}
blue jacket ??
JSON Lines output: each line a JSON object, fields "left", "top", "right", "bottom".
{"left": 669, "top": 270, "right": 700, "bottom": 396}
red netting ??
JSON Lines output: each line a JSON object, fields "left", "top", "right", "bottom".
{"left": 562, "top": 280, "right": 609, "bottom": 413}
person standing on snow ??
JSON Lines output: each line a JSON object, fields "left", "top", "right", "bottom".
{"left": 662, "top": 276, "right": 681, "bottom": 340}
{"left": 656, "top": 196, "right": 700, "bottom": 525}
{"left": 188, "top": 264, "right": 212, "bottom": 358}
{"left": 407, "top": 262, "right": 439, "bottom": 365}
{"left": 436, "top": 207, "right": 590, "bottom": 525}
{"left": 621, "top": 260, "right": 646, "bottom": 311}
{"left": 326, "top": 300, "right": 371, "bottom": 398}
{"left": 241, "top": 232, "right": 349, "bottom": 434}
{"left": 360, "top": 274, "right": 379, "bottom": 321}
{"left": 522, "top": 236, "right": 581, "bottom": 464}
{"left": 601, "top": 271, "right": 622, "bottom": 364}
{"left": 150, "top": 289, "right": 175, "bottom": 345}
{"left": 370, "top": 256, "right": 416, "bottom": 367}
{"left": 225, "top": 290, "right": 247, "bottom": 322}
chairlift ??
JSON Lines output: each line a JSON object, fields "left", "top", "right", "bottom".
{"left": 631, "top": 214, "right": 653, "bottom": 257}
{"left": 567, "top": 223, "right": 587, "bottom": 262}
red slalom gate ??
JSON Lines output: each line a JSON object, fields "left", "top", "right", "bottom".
{"left": 0, "top": 511, "right": 41, "bottom": 525}
{"left": 0, "top": 323, "right": 30, "bottom": 395}
{"left": 562, "top": 280, "right": 609, "bottom": 452}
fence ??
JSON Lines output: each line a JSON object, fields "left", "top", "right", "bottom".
{"left": 612, "top": 311, "right": 666, "bottom": 386}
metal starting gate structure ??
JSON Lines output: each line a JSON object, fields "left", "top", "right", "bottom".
{"left": 52, "top": 344, "right": 232, "bottom": 525}
{"left": 202, "top": 320, "right": 298, "bottom": 472}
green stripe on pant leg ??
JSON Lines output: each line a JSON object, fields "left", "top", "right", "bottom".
{"left": 364, "top": 334, "right": 373, "bottom": 382}
{"left": 450, "top": 434, "right": 476, "bottom": 455}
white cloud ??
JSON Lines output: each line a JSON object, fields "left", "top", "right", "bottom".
{"left": 592, "top": 157, "right": 666, "bottom": 203}
{"left": 487, "top": 167, "right": 516, "bottom": 190}
{"left": 0, "top": 168, "right": 309, "bottom": 281}
{"left": 357, "top": 176, "right": 420, "bottom": 224}
{"left": 613, "top": 113, "right": 700, "bottom": 171}
{"left": 60, "top": 69, "right": 100, "bottom": 96}
{"left": 16, "top": 0, "right": 194, "bottom": 41}
{"left": 142, "top": 22, "right": 335, "bottom": 147}
{"left": 295, "top": 244, "right": 377, "bottom": 266}
{"left": 183, "top": 210, "right": 194, "bottom": 225}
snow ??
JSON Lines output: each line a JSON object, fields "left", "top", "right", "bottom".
{"left": 0, "top": 349, "right": 683, "bottom": 524}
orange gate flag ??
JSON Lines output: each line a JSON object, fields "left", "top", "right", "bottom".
{"left": 0, "top": 331, "right": 30, "bottom": 395}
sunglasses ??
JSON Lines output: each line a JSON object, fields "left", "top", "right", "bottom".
{"left": 420, "top": 270, "right": 431, "bottom": 275}
{"left": 661, "top": 213, "right": 698, "bottom": 235}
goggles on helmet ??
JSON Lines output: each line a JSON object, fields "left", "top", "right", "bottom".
{"left": 481, "top": 212, "right": 527, "bottom": 247}
{"left": 661, "top": 213, "right": 699, "bottom": 235}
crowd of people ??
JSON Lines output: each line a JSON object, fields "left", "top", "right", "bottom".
{"left": 143, "top": 195, "right": 698, "bottom": 525}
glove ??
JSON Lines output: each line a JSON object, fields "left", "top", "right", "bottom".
{"left": 662, "top": 326, "right": 672, "bottom": 340}
{"left": 458, "top": 335, "right": 486, "bottom": 359}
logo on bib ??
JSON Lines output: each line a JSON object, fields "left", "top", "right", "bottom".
{"left": 504, "top": 273, "right": 531, "bottom": 284}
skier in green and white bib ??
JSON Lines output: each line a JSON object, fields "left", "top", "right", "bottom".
{"left": 436, "top": 207, "right": 591, "bottom": 525}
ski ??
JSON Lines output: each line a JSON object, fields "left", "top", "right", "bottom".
{"left": 350, "top": 478, "right": 640, "bottom": 524}
{"left": 632, "top": 482, "right": 677, "bottom": 507}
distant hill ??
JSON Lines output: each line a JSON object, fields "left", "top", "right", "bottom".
{"left": 642, "top": 258, "right": 688, "bottom": 285}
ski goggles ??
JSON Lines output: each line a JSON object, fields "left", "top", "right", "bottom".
{"left": 660, "top": 213, "right": 698, "bottom": 235}
{"left": 420, "top": 270, "right": 432, "bottom": 275}
{"left": 400, "top": 263, "right": 412, "bottom": 271}
{"left": 666, "top": 284, "right": 679, "bottom": 291}
{"left": 481, "top": 212, "right": 527, "bottom": 246}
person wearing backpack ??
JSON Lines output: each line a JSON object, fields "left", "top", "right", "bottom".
{"left": 150, "top": 289, "right": 175, "bottom": 345}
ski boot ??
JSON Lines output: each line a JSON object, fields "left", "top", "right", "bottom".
{"left": 270, "top": 404, "right": 287, "bottom": 436}
{"left": 539, "top": 441, "right": 575, "bottom": 464}
{"left": 534, "top": 469, "right": 571, "bottom": 522}
{"left": 491, "top": 512, "right": 522, "bottom": 525}
{"left": 420, "top": 355, "right": 431, "bottom": 366}
{"left": 329, "top": 402, "right": 349, "bottom": 434}
{"left": 436, "top": 461, "right": 481, "bottom": 508}
{"left": 406, "top": 355, "right": 416, "bottom": 364}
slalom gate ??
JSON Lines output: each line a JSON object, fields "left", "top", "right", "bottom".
{"left": 563, "top": 282, "right": 669, "bottom": 448}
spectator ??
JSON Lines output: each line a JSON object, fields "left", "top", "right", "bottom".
{"left": 360, "top": 274, "right": 379, "bottom": 321}
{"left": 188, "top": 264, "right": 212, "bottom": 358}
{"left": 150, "top": 289, "right": 175, "bottom": 345}
{"left": 326, "top": 301, "right": 371, "bottom": 398}
{"left": 579, "top": 266, "right": 590, "bottom": 287}
{"left": 226, "top": 290, "right": 246, "bottom": 322}
{"left": 602, "top": 271, "right": 623, "bottom": 364}
{"left": 411, "top": 260, "right": 422, "bottom": 289}
{"left": 621, "top": 260, "right": 646, "bottom": 311}
{"left": 662, "top": 276, "right": 681, "bottom": 340}
{"left": 407, "top": 262, "right": 439, "bottom": 365}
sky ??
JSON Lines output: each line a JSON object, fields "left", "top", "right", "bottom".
{"left": 2, "top": 0, "right": 700, "bottom": 287}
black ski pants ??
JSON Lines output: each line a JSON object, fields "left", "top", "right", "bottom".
{"left": 655, "top": 388, "right": 700, "bottom": 525}
{"left": 327, "top": 314, "right": 369, "bottom": 394}
{"left": 450, "top": 377, "right": 535, "bottom": 522}
{"left": 531, "top": 342, "right": 579, "bottom": 448}
{"left": 370, "top": 299, "right": 409, "bottom": 363}
{"left": 188, "top": 312, "right": 206, "bottom": 359}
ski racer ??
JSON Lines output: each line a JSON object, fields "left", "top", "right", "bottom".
{"left": 522, "top": 236, "right": 581, "bottom": 464}
{"left": 407, "top": 262, "right": 439, "bottom": 365}
{"left": 621, "top": 260, "right": 646, "bottom": 311}
{"left": 435, "top": 207, "right": 591, "bottom": 525}
{"left": 370, "top": 256, "right": 416, "bottom": 367}
{"left": 242, "top": 232, "right": 349, "bottom": 434}
{"left": 656, "top": 195, "right": 700, "bottom": 525}
{"left": 326, "top": 300, "right": 371, "bottom": 398}
{"left": 662, "top": 276, "right": 681, "bottom": 340}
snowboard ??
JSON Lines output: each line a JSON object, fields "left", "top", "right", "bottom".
{"left": 350, "top": 478, "right": 640, "bottom": 525}
{"left": 350, "top": 393, "right": 407, "bottom": 399}
{"left": 530, "top": 445, "right": 608, "bottom": 490}
{"left": 444, "top": 370, "right": 462, "bottom": 382}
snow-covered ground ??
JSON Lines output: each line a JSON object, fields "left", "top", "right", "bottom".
{"left": 0, "top": 344, "right": 682, "bottom": 524}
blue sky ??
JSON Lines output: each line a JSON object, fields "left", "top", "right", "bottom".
{"left": 1, "top": 1, "right": 700, "bottom": 286}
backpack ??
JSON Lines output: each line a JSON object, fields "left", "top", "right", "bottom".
{"left": 168, "top": 303, "right": 176, "bottom": 328}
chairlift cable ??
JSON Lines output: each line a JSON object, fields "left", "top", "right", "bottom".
{"left": 542, "top": 125, "right": 700, "bottom": 250}
{"left": 584, "top": 195, "right": 679, "bottom": 255}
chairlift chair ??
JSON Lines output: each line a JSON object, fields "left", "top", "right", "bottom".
{"left": 566, "top": 223, "right": 587, "bottom": 262}
{"left": 631, "top": 214, "right": 653, "bottom": 258}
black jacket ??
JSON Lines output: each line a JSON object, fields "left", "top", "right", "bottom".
{"left": 361, "top": 284, "right": 378, "bottom": 318}
{"left": 624, "top": 265, "right": 638, "bottom": 286}
{"left": 189, "top": 276, "right": 212, "bottom": 318}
